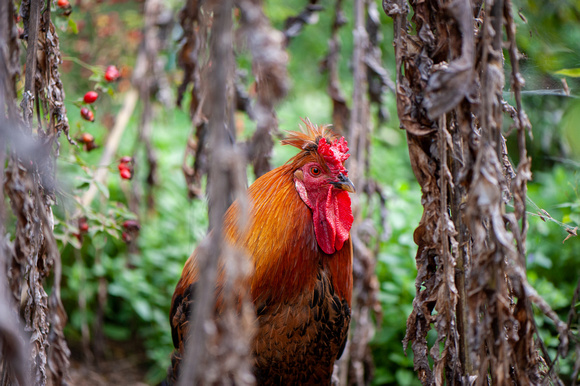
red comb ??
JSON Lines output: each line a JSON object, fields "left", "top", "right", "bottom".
{"left": 317, "top": 137, "right": 350, "bottom": 174}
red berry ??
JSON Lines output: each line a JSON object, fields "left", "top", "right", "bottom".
{"left": 122, "top": 220, "right": 141, "bottom": 230}
{"left": 104, "top": 65, "right": 120, "bottom": 82}
{"left": 78, "top": 217, "right": 89, "bottom": 233}
{"left": 83, "top": 91, "right": 98, "bottom": 104}
{"left": 80, "top": 133, "right": 94, "bottom": 143}
{"left": 80, "top": 107, "right": 94, "bottom": 122}
{"left": 57, "top": 0, "right": 69, "bottom": 8}
{"left": 120, "top": 169, "right": 132, "bottom": 180}
{"left": 118, "top": 163, "right": 129, "bottom": 171}
{"left": 119, "top": 156, "right": 132, "bottom": 164}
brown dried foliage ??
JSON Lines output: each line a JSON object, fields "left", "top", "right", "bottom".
{"left": 283, "top": 0, "right": 323, "bottom": 44}
{"left": 319, "top": 0, "right": 350, "bottom": 136}
{"left": 131, "top": 0, "right": 174, "bottom": 210}
{"left": 178, "top": 0, "right": 209, "bottom": 199}
{"left": 237, "top": 0, "right": 290, "bottom": 178}
{"left": 383, "top": 0, "right": 569, "bottom": 384}
{"left": 179, "top": 0, "right": 289, "bottom": 197}
{"left": 176, "top": 0, "right": 256, "bottom": 384}
{"left": 318, "top": 0, "right": 386, "bottom": 384}
{"left": 1, "top": 0, "right": 71, "bottom": 384}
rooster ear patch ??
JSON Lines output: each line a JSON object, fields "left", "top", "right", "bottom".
{"left": 294, "top": 178, "right": 312, "bottom": 209}
{"left": 294, "top": 169, "right": 305, "bottom": 182}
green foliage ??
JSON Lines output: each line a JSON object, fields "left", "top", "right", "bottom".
{"left": 56, "top": 91, "right": 207, "bottom": 381}
{"left": 372, "top": 181, "right": 421, "bottom": 385}
{"left": 510, "top": 0, "right": 580, "bottom": 166}
{"left": 526, "top": 166, "right": 580, "bottom": 383}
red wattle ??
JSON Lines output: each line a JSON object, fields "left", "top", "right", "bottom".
{"left": 334, "top": 190, "right": 353, "bottom": 251}
{"left": 313, "top": 186, "right": 353, "bottom": 254}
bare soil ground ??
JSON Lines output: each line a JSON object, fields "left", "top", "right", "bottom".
{"left": 67, "top": 340, "right": 152, "bottom": 385}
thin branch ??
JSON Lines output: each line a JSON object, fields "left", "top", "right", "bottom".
{"left": 283, "top": 0, "right": 323, "bottom": 44}
{"left": 178, "top": 1, "right": 252, "bottom": 383}
{"left": 21, "top": 0, "right": 42, "bottom": 127}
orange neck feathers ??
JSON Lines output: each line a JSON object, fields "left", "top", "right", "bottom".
{"left": 223, "top": 163, "right": 352, "bottom": 305}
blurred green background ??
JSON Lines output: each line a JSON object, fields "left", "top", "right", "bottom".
{"left": 42, "top": 0, "right": 580, "bottom": 383}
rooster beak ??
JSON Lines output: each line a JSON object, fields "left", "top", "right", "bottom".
{"left": 331, "top": 173, "right": 356, "bottom": 193}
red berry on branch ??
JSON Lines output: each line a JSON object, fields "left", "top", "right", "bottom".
{"left": 78, "top": 217, "right": 89, "bottom": 233}
{"left": 120, "top": 169, "right": 132, "bottom": 180}
{"left": 118, "top": 163, "right": 129, "bottom": 171}
{"left": 57, "top": 0, "right": 69, "bottom": 8}
{"left": 80, "top": 107, "right": 94, "bottom": 122}
{"left": 78, "top": 133, "right": 98, "bottom": 152}
{"left": 104, "top": 65, "right": 120, "bottom": 82}
{"left": 83, "top": 91, "right": 98, "bottom": 104}
{"left": 119, "top": 156, "right": 132, "bottom": 164}
{"left": 80, "top": 133, "right": 94, "bottom": 143}
{"left": 122, "top": 220, "right": 141, "bottom": 230}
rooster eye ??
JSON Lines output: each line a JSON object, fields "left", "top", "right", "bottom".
{"left": 310, "top": 167, "right": 321, "bottom": 176}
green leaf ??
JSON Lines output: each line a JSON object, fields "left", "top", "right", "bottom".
{"left": 93, "top": 263, "right": 105, "bottom": 276}
{"left": 67, "top": 18, "right": 78, "bottom": 34}
{"left": 92, "top": 232, "right": 107, "bottom": 249}
{"left": 554, "top": 68, "right": 580, "bottom": 77}
{"left": 95, "top": 180, "right": 110, "bottom": 199}
{"left": 104, "top": 324, "right": 130, "bottom": 341}
{"left": 133, "top": 298, "right": 152, "bottom": 321}
{"left": 105, "top": 227, "right": 119, "bottom": 238}
{"left": 76, "top": 181, "right": 90, "bottom": 190}
{"left": 89, "top": 73, "right": 103, "bottom": 82}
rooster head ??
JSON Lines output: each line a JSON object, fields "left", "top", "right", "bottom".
{"left": 281, "top": 119, "right": 355, "bottom": 254}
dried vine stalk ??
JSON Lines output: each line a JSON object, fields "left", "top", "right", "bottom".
{"left": 131, "top": 0, "right": 174, "bottom": 210}
{"left": 0, "top": 4, "right": 30, "bottom": 385}
{"left": 178, "top": 0, "right": 209, "bottom": 199}
{"left": 321, "top": 0, "right": 384, "bottom": 384}
{"left": 177, "top": 0, "right": 254, "bottom": 384}
{"left": 237, "top": 0, "right": 289, "bottom": 178}
{"left": 320, "top": 0, "right": 350, "bottom": 136}
{"left": 283, "top": 0, "right": 323, "bottom": 44}
{"left": 383, "top": 0, "right": 568, "bottom": 384}
{"left": 180, "top": 0, "right": 289, "bottom": 192}
{"left": 1, "top": 0, "right": 71, "bottom": 384}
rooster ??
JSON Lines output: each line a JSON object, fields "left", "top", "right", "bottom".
{"left": 169, "top": 120, "right": 355, "bottom": 384}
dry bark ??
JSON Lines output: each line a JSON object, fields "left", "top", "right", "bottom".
{"left": 237, "top": 0, "right": 290, "bottom": 178}
{"left": 178, "top": 0, "right": 209, "bottom": 200}
{"left": 131, "top": 0, "right": 174, "bottom": 211}
{"left": 320, "top": 1, "right": 386, "bottom": 384}
{"left": 1, "top": 0, "right": 71, "bottom": 384}
{"left": 383, "top": 0, "right": 568, "bottom": 384}
{"left": 177, "top": 1, "right": 255, "bottom": 384}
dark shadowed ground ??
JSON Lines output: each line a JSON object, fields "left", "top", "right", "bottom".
{"left": 68, "top": 341, "right": 149, "bottom": 385}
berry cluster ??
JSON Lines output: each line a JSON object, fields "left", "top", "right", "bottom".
{"left": 118, "top": 156, "right": 133, "bottom": 180}
{"left": 79, "top": 65, "right": 119, "bottom": 123}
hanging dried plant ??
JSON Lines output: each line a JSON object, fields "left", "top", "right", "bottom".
{"left": 1, "top": 0, "right": 72, "bottom": 384}
{"left": 383, "top": 0, "right": 569, "bottom": 384}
